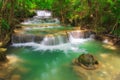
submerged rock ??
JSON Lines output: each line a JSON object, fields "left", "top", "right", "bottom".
{"left": 74, "top": 54, "right": 99, "bottom": 70}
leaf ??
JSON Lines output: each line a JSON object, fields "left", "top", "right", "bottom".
{"left": 1, "top": 19, "right": 10, "bottom": 30}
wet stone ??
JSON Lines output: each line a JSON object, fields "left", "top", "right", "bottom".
{"left": 74, "top": 54, "right": 99, "bottom": 70}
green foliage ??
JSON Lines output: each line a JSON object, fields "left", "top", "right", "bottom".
{"left": 15, "top": 9, "right": 36, "bottom": 18}
{"left": 96, "top": 27, "right": 106, "bottom": 34}
{"left": 1, "top": 19, "right": 10, "bottom": 30}
{"left": 0, "top": 0, "right": 3, "bottom": 9}
{"left": 0, "top": 0, "right": 120, "bottom": 36}
{"left": 113, "top": 29, "right": 120, "bottom": 37}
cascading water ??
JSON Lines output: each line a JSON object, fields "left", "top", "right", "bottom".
{"left": 5, "top": 10, "right": 120, "bottom": 80}
{"left": 13, "top": 10, "right": 93, "bottom": 47}
{"left": 35, "top": 10, "right": 52, "bottom": 18}
{"left": 21, "top": 10, "right": 60, "bottom": 25}
{"left": 12, "top": 28, "right": 92, "bottom": 54}
{"left": 68, "top": 30, "right": 92, "bottom": 43}
{"left": 12, "top": 29, "right": 92, "bottom": 53}
{"left": 41, "top": 34, "right": 68, "bottom": 45}
{"left": 12, "top": 34, "right": 44, "bottom": 43}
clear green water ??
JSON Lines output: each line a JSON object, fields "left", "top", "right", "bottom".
{"left": 6, "top": 40, "right": 120, "bottom": 80}
{"left": 7, "top": 46, "right": 82, "bottom": 80}
{"left": 25, "top": 26, "right": 73, "bottom": 35}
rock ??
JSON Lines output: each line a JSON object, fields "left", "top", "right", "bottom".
{"left": 75, "top": 54, "right": 99, "bottom": 70}
{"left": 94, "top": 35, "right": 103, "bottom": 41}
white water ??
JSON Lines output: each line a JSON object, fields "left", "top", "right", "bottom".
{"left": 41, "top": 35, "right": 68, "bottom": 45}
{"left": 21, "top": 10, "right": 60, "bottom": 25}
{"left": 12, "top": 28, "right": 93, "bottom": 52}
{"left": 35, "top": 10, "right": 52, "bottom": 18}
{"left": 12, "top": 36, "right": 92, "bottom": 54}
{"left": 21, "top": 18, "right": 60, "bottom": 25}
{"left": 13, "top": 10, "right": 93, "bottom": 52}
{"left": 68, "top": 30, "right": 93, "bottom": 43}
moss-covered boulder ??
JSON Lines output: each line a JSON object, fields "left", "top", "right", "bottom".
{"left": 75, "top": 54, "right": 99, "bottom": 70}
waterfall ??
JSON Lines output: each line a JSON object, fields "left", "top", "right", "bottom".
{"left": 69, "top": 30, "right": 85, "bottom": 39}
{"left": 12, "top": 30, "right": 92, "bottom": 52}
{"left": 41, "top": 34, "right": 68, "bottom": 45}
{"left": 68, "top": 30, "right": 92, "bottom": 43}
{"left": 21, "top": 10, "right": 60, "bottom": 26}
{"left": 12, "top": 10, "right": 94, "bottom": 49}
{"left": 12, "top": 34, "right": 44, "bottom": 43}
{"left": 12, "top": 30, "right": 93, "bottom": 45}
{"left": 35, "top": 10, "right": 52, "bottom": 18}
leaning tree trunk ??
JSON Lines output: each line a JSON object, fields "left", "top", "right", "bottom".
{"left": 60, "top": 10, "right": 65, "bottom": 24}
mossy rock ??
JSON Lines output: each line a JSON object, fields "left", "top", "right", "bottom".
{"left": 76, "top": 54, "right": 99, "bottom": 70}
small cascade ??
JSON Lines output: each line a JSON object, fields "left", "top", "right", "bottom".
{"left": 12, "top": 30, "right": 93, "bottom": 52}
{"left": 35, "top": 10, "right": 52, "bottom": 18}
{"left": 21, "top": 10, "right": 60, "bottom": 26}
{"left": 22, "top": 18, "right": 60, "bottom": 25}
{"left": 68, "top": 30, "right": 92, "bottom": 38}
{"left": 41, "top": 34, "right": 68, "bottom": 45}
{"left": 12, "top": 34, "right": 44, "bottom": 43}
{"left": 69, "top": 30, "right": 84, "bottom": 39}
{"left": 68, "top": 30, "right": 92, "bottom": 43}
{"left": 12, "top": 30, "right": 94, "bottom": 46}
{"left": 12, "top": 10, "right": 63, "bottom": 44}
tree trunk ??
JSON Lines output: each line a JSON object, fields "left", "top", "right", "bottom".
{"left": 1, "top": 0, "right": 9, "bottom": 13}
{"left": 0, "top": 53, "right": 7, "bottom": 62}
{"left": 60, "top": 10, "right": 65, "bottom": 24}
